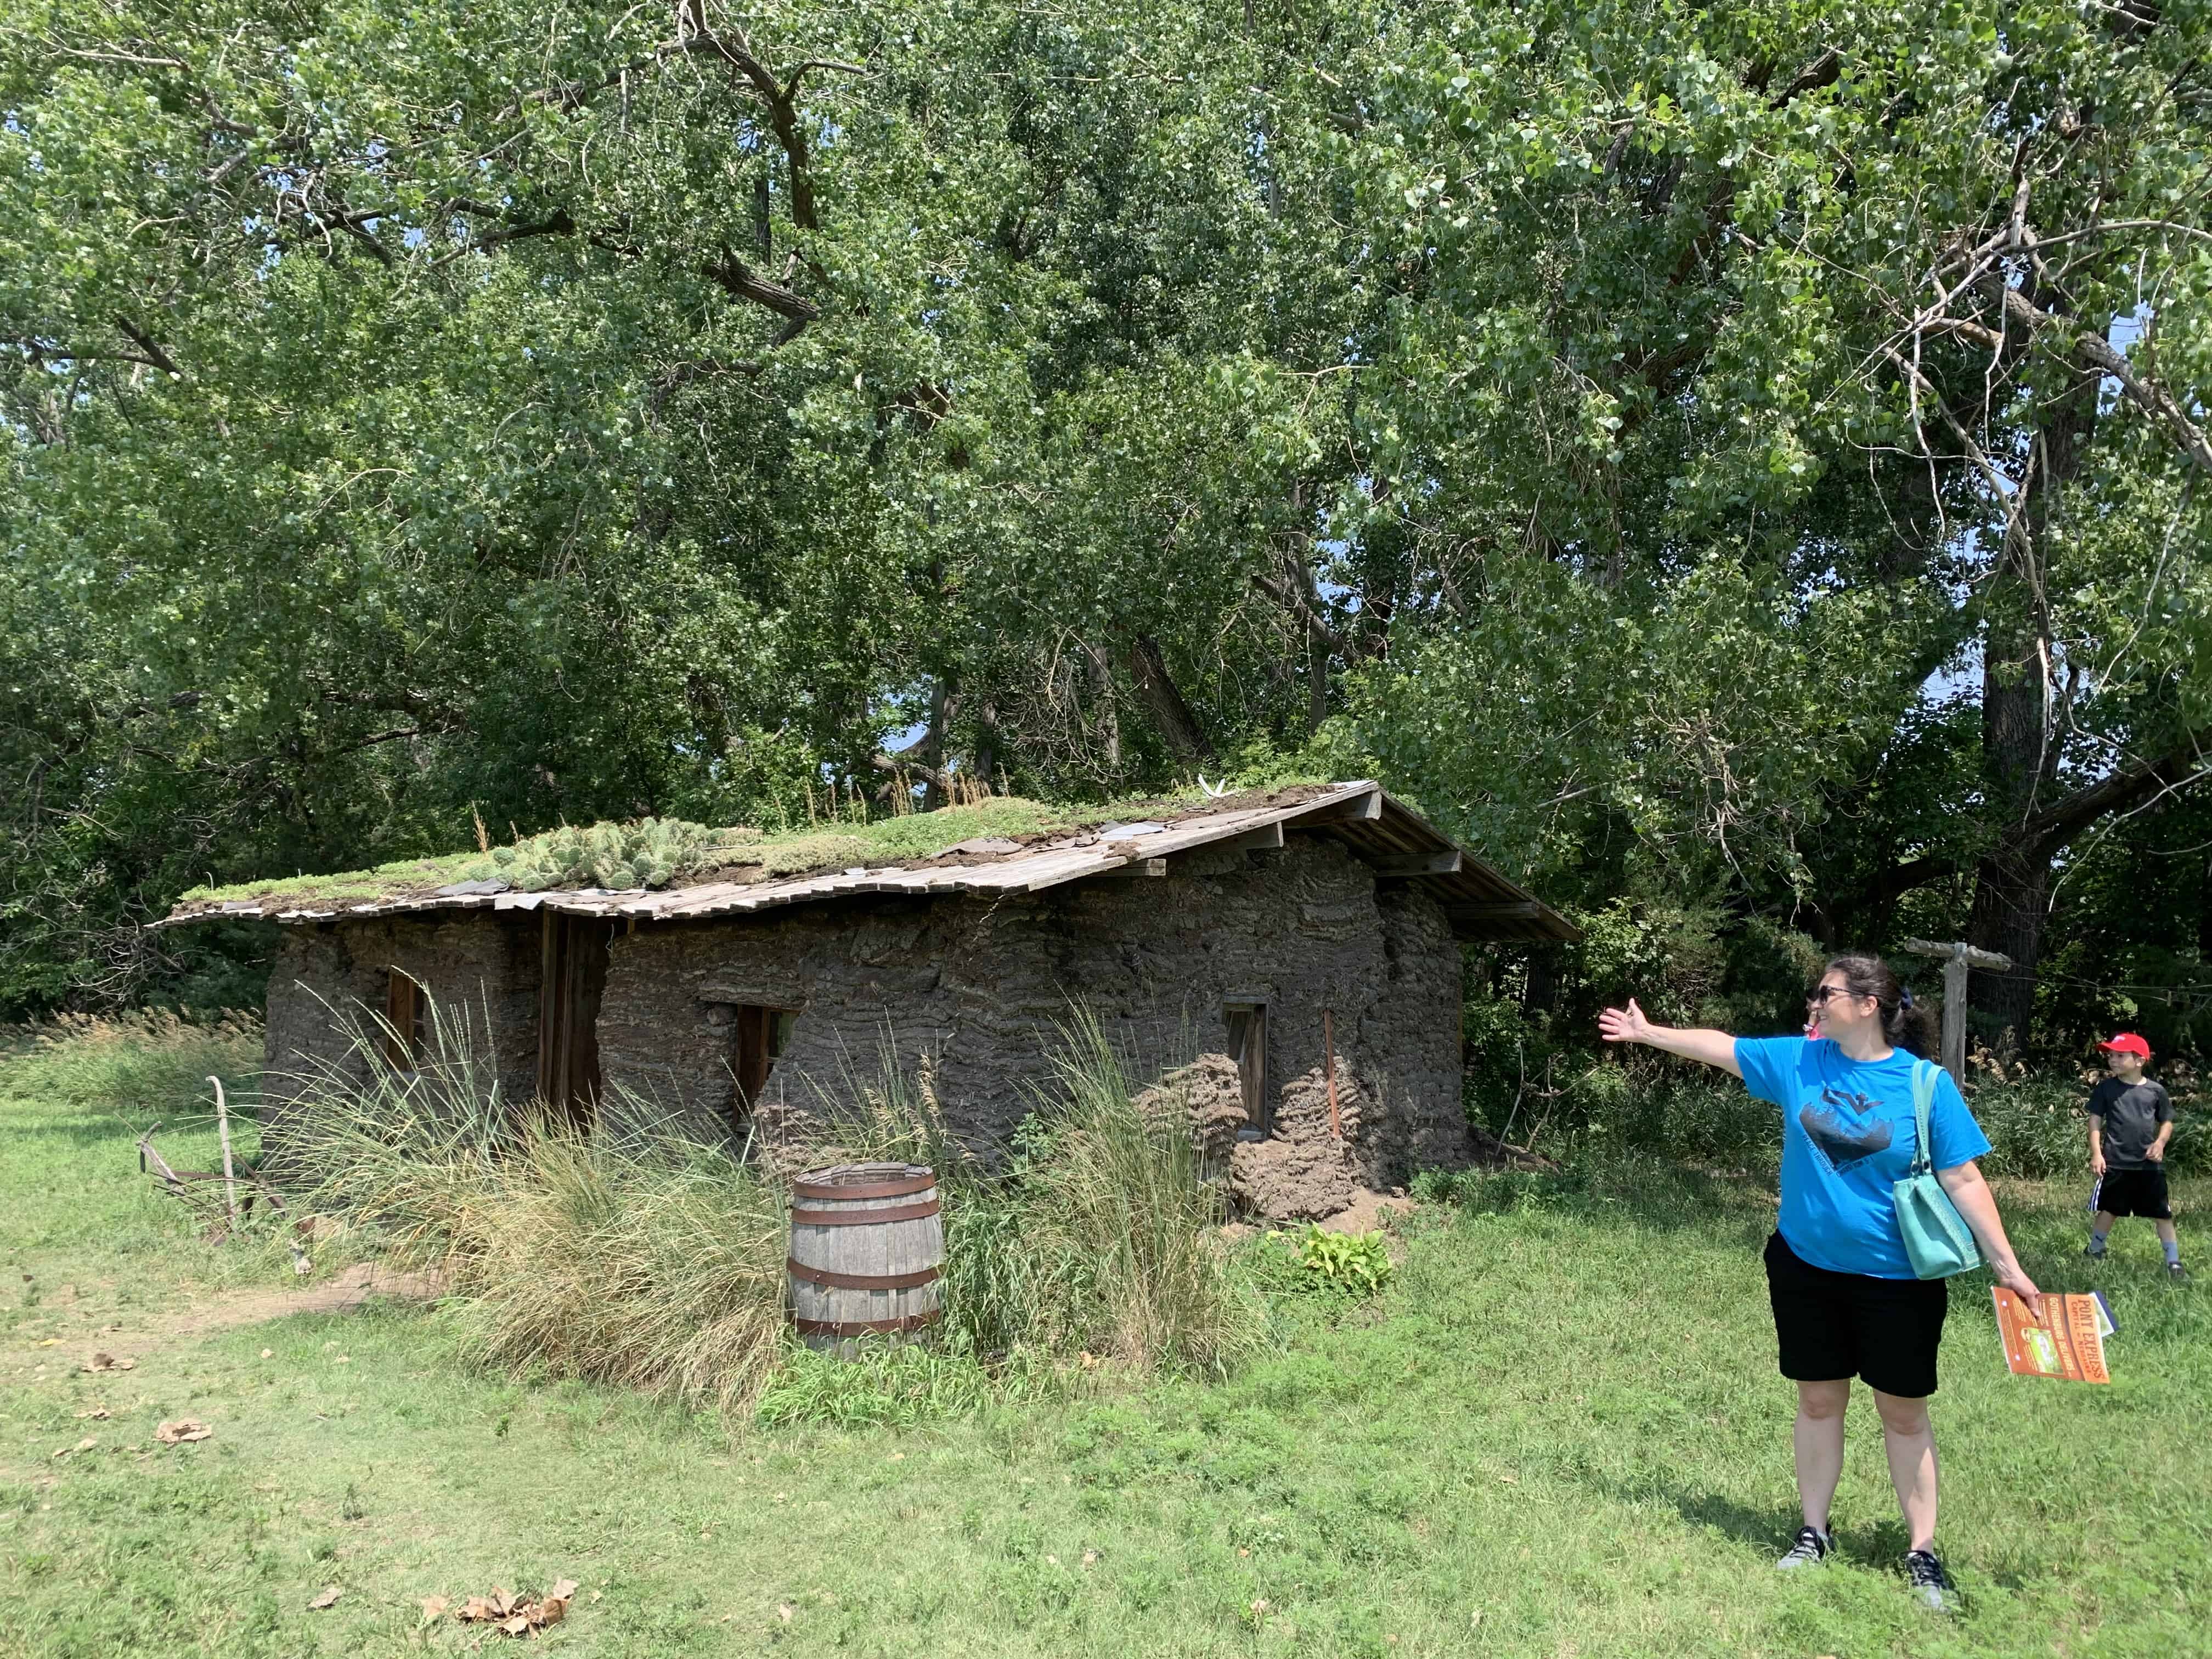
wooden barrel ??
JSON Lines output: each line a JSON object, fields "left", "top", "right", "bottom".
{"left": 787, "top": 1163, "right": 944, "bottom": 1354}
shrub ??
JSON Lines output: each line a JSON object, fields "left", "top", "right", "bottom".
{"left": 1246, "top": 1226, "right": 1395, "bottom": 1299}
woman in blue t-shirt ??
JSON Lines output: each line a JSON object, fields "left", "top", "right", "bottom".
{"left": 1598, "top": 953, "right": 2041, "bottom": 1612}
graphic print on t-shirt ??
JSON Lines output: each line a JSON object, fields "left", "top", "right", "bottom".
{"left": 1798, "top": 1085, "right": 1893, "bottom": 1173}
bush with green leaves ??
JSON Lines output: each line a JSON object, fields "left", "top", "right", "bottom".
{"left": 474, "top": 817, "right": 723, "bottom": 893}
{"left": 1293, "top": 1226, "right": 1393, "bottom": 1295}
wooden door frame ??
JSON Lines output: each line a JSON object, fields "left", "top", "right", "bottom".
{"left": 537, "top": 912, "right": 611, "bottom": 1130}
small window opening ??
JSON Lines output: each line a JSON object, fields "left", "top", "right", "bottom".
{"left": 1224, "top": 1002, "right": 1268, "bottom": 1133}
{"left": 383, "top": 969, "right": 426, "bottom": 1069}
{"left": 733, "top": 1006, "right": 800, "bottom": 1121}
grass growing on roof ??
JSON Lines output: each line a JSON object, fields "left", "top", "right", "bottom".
{"left": 171, "top": 783, "right": 1319, "bottom": 909}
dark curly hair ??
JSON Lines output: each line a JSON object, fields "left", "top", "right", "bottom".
{"left": 1822, "top": 953, "right": 1935, "bottom": 1057}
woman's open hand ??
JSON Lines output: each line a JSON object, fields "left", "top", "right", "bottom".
{"left": 1598, "top": 998, "right": 1653, "bottom": 1046}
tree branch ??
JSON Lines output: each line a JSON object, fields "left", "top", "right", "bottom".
{"left": 2021, "top": 727, "right": 2212, "bottom": 857}
{"left": 1994, "top": 284, "right": 2212, "bottom": 475}
{"left": 111, "top": 316, "right": 180, "bottom": 376}
{"left": 702, "top": 252, "right": 820, "bottom": 322}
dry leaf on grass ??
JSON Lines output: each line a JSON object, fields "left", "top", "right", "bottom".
{"left": 74, "top": 1407, "right": 109, "bottom": 1420}
{"left": 308, "top": 1585, "right": 343, "bottom": 1610}
{"left": 51, "top": 1437, "right": 97, "bottom": 1460}
{"left": 420, "top": 1595, "right": 450, "bottom": 1624}
{"left": 82, "top": 1351, "right": 136, "bottom": 1373}
{"left": 154, "top": 1419, "right": 212, "bottom": 1444}
{"left": 453, "top": 1581, "right": 578, "bottom": 1637}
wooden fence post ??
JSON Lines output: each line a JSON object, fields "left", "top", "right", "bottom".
{"left": 1903, "top": 940, "right": 2014, "bottom": 1090}
{"left": 210, "top": 1074, "right": 240, "bottom": 1234}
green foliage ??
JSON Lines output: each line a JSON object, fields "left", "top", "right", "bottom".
{"left": 1277, "top": 1226, "right": 1394, "bottom": 1296}
{"left": 3, "top": 0, "right": 2209, "bottom": 1065}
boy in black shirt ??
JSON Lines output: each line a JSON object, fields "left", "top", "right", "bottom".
{"left": 2085, "top": 1033, "right": 2183, "bottom": 1280}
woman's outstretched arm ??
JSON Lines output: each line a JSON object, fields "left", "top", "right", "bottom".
{"left": 1596, "top": 997, "right": 1743, "bottom": 1077}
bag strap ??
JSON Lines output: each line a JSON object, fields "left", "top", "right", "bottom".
{"left": 1910, "top": 1059, "right": 1937, "bottom": 1176}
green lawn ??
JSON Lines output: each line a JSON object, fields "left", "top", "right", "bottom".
{"left": 2, "top": 1028, "right": 2205, "bottom": 1657}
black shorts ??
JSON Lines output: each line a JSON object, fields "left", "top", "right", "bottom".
{"left": 2096, "top": 1167, "right": 2173, "bottom": 1220}
{"left": 1764, "top": 1231, "right": 1949, "bottom": 1398}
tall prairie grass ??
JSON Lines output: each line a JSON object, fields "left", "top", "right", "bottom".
{"left": 280, "top": 1000, "right": 1262, "bottom": 1415}
{"left": 280, "top": 998, "right": 789, "bottom": 1413}
{"left": 2, "top": 1007, "right": 263, "bottom": 1125}
{"left": 823, "top": 1013, "right": 1266, "bottom": 1378}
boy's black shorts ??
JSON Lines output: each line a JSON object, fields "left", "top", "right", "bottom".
{"left": 2097, "top": 1167, "right": 2173, "bottom": 1220}
{"left": 1764, "top": 1231, "right": 1949, "bottom": 1398}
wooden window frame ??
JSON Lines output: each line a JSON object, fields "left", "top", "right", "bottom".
{"left": 383, "top": 968, "right": 426, "bottom": 1069}
{"left": 732, "top": 1006, "right": 801, "bottom": 1125}
{"left": 1223, "top": 1002, "right": 1268, "bottom": 1132}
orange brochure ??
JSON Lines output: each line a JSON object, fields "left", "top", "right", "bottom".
{"left": 1993, "top": 1289, "right": 2112, "bottom": 1384}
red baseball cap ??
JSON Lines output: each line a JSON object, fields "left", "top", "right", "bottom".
{"left": 2098, "top": 1032, "right": 2151, "bottom": 1058}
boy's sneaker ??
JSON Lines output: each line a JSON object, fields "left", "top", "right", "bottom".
{"left": 1776, "top": 1526, "right": 1832, "bottom": 1569}
{"left": 1903, "top": 1549, "right": 1957, "bottom": 1612}
{"left": 2168, "top": 1262, "right": 2188, "bottom": 1282}
{"left": 2083, "top": 1242, "right": 2106, "bottom": 1259}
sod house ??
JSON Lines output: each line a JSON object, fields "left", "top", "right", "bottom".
{"left": 156, "top": 782, "right": 1576, "bottom": 1219}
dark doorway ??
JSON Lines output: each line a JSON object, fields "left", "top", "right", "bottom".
{"left": 731, "top": 1005, "right": 799, "bottom": 1128}
{"left": 537, "top": 912, "right": 611, "bottom": 1130}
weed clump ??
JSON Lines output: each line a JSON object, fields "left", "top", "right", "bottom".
{"left": 822, "top": 1013, "right": 1267, "bottom": 1380}
{"left": 280, "top": 1001, "right": 788, "bottom": 1413}
{"left": 282, "top": 1001, "right": 1263, "bottom": 1417}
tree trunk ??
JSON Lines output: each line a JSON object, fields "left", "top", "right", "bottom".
{"left": 970, "top": 695, "right": 1001, "bottom": 797}
{"left": 1124, "top": 634, "right": 1216, "bottom": 763}
{"left": 1081, "top": 642, "right": 1122, "bottom": 773}
{"left": 1965, "top": 369, "right": 2097, "bottom": 1048}
{"left": 1963, "top": 844, "right": 2047, "bottom": 1053}
{"left": 1305, "top": 628, "right": 1329, "bottom": 733}
{"left": 919, "top": 678, "right": 951, "bottom": 812}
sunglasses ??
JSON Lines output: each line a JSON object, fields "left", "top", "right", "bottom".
{"left": 1805, "top": 985, "right": 1866, "bottom": 1008}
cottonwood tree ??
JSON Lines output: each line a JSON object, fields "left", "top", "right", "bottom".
{"left": 1328, "top": 0, "right": 2212, "bottom": 1043}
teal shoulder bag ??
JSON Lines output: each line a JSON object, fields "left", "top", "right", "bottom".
{"left": 1893, "top": 1059, "right": 1982, "bottom": 1280}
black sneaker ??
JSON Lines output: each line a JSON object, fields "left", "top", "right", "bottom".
{"left": 2084, "top": 1243, "right": 2106, "bottom": 1260}
{"left": 1776, "top": 1525, "right": 1831, "bottom": 1570}
{"left": 1904, "top": 1549, "right": 1957, "bottom": 1611}
{"left": 2169, "top": 1261, "right": 2189, "bottom": 1283}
